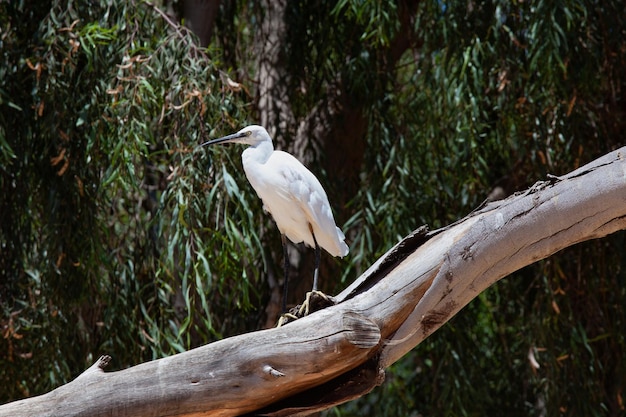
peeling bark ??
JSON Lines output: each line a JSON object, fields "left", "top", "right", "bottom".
{"left": 256, "top": 0, "right": 292, "bottom": 139}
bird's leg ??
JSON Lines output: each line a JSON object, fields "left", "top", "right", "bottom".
{"left": 277, "top": 228, "right": 333, "bottom": 326}
{"left": 311, "top": 230, "right": 321, "bottom": 292}
{"left": 276, "top": 234, "right": 299, "bottom": 327}
{"left": 297, "top": 227, "right": 332, "bottom": 317}
{"left": 281, "top": 234, "right": 289, "bottom": 313}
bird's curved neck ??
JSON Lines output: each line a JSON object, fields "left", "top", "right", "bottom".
{"left": 242, "top": 140, "right": 274, "bottom": 165}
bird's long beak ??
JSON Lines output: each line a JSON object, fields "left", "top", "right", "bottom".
{"left": 198, "top": 131, "right": 247, "bottom": 147}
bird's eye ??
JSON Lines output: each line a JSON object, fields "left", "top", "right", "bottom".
{"left": 245, "top": 131, "right": 252, "bottom": 136}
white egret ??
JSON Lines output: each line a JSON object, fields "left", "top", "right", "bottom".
{"left": 199, "top": 125, "right": 349, "bottom": 313}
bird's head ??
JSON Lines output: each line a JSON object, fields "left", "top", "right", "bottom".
{"left": 199, "top": 125, "right": 272, "bottom": 148}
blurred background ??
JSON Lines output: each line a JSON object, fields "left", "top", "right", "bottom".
{"left": 1, "top": 1, "right": 624, "bottom": 415}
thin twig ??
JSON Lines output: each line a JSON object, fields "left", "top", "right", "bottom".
{"left": 143, "top": 0, "right": 207, "bottom": 59}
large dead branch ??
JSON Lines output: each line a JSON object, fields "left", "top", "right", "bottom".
{"left": 2, "top": 147, "right": 625, "bottom": 416}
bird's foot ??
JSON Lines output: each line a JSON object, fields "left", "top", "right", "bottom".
{"left": 274, "top": 291, "right": 336, "bottom": 327}
{"left": 298, "top": 290, "right": 334, "bottom": 316}
{"left": 276, "top": 312, "right": 299, "bottom": 328}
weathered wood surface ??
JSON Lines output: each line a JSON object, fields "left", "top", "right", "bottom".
{"left": 1, "top": 147, "right": 625, "bottom": 416}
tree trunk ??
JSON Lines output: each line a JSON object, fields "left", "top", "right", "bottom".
{"left": 2, "top": 147, "right": 625, "bottom": 416}
{"left": 183, "top": 0, "right": 221, "bottom": 47}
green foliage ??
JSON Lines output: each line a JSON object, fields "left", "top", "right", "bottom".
{"left": 1, "top": 0, "right": 625, "bottom": 415}
{"left": 327, "top": 0, "right": 626, "bottom": 415}
{"left": 0, "top": 0, "right": 256, "bottom": 400}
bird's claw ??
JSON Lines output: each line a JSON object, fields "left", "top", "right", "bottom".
{"left": 276, "top": 290, "right": 335, "bottom": 327}
{"left": 276, "top": 312, "right": 299, "bottom": 327}
{"left": 298, "top": 290, "right": 332, "bottom": 316}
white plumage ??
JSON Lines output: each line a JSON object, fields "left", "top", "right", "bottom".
{"left": 200, "top": 125, "right": 348, "bottom": 310}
